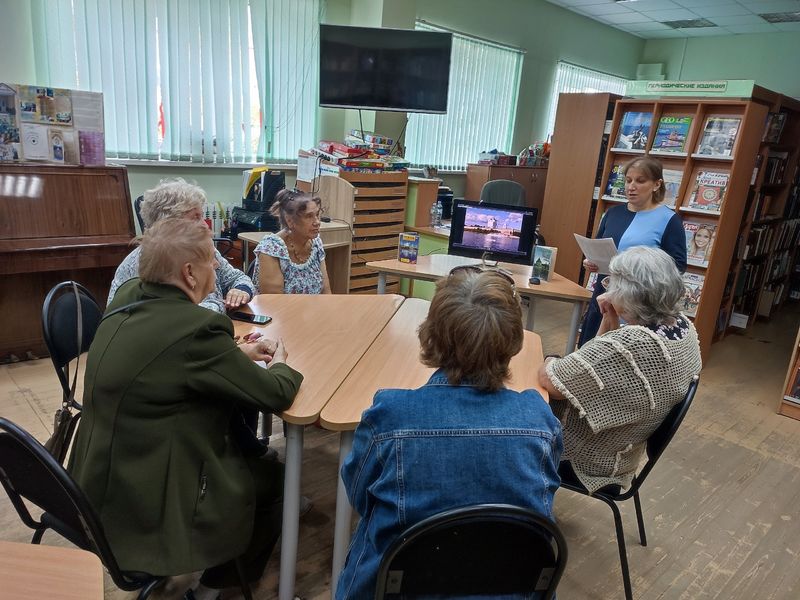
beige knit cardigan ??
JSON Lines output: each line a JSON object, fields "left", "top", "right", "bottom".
{"left": 546, "top": 319, "right": 702, "bottom": 493}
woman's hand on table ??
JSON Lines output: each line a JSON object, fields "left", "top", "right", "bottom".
{"left": 225, "top": 289, "right": 251, "bottom": 309}
{"left": 238, "top": 335, "right": 279, "bottom": 363}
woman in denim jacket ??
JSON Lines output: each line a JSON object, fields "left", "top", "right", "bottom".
{"left": 336, "top": 267, "right": 563, "bottom": 599}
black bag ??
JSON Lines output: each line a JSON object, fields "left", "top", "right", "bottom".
{"left": 43, "top": 283, "right": 83, "bottom": 464}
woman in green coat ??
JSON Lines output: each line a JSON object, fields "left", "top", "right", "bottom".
{"left": 69, "top": 218, "right": 303, "bottom": 600}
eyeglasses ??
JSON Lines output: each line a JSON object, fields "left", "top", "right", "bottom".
{"left": 600, "top": 276, "right": 611, "bottom": 290}
{"left": 448, "top": 264, "right": 517, "bottom": 297}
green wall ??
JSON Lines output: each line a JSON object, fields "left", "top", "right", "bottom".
{"left": 642, "top": 33, "right": 800, "bottom": 100}
{"left": 0, "top": 0, "right": 35, "bottom": 84}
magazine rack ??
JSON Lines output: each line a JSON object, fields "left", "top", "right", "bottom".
{"left": 594, "top": 97, "right": 769, "bottom": 361}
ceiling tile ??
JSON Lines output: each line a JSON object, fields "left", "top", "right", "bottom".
{"left": 577, "top": 3, "right": 638, "bottom": 16}
{"left": 680, "top": 26, "right": 736, "bottom": 34}
{"left": 724, "top": 23, "right": 781, "bottom": 32}
{"left": 692, "top": 3, "right": 752, "bottom": 16}
{"left": 674, "top": 0, "right": 736, "bottom": 6}
{"left": 555, "top": 0, "right": 613, "bottom": 6}
{"left": 624, "top": 0, "right": 683, "bottom": 10}
{"left": 637, "top": 8, "right": 700, "bottom": 20}
{"left": 709, "top": 14, "right": 772, "bottom": 25}
{"left": 774, "top": 21, "right": 800, "bottom": 29}
{"left": 643, "top": 29, "right": 691, "bottom": 37}
{"left": 597, "top": 11, "right": 661, "bottom": 23}
{"left": 736, "top": 0, "right": 800, "bottom": 12}
{"left": 623, "top": 21, "right": 674, "bottom": 30}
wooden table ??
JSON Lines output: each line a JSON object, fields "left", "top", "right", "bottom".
{"left": 233, "top": 293, "right": 403, "bottom": 600}
{"left": 318, "top": 297, "right": 549, "bottom": 597}
{"left": 238, "top": 221, "right": 353, "bottom": 293}
{"left": 367, "top": 254, "right": 592, "bottom": 355}
{"left": 0, "top": 540, "right": 104, "bottom": 599}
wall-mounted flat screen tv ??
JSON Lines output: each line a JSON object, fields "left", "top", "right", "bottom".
{"left": 319, "top": 24, "right": 452, "bottom": 113}
{"left": 448, "top": 201, "right": 538, "bottom": 265}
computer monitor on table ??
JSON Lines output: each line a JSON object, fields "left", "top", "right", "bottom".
{"left": 448, "top": 200, "right": 538, "bottom": 266}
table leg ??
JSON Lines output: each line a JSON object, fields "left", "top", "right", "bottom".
{"left": 566, "top": 301, "right": 585, "bottom": 356}
{"left": 242, "top": 239, "right": 251, "bottom": 272}
{"left": 525, "top": 297, "right": 536, "bottom": 332}
{"left": 278, "top": 423, "right": 304, "bottom": 600}
{"left": 330, "top": 431, "right": 355, "bottom": 599}
{"left": 377, "top": 272, "right": 387, "bottom": 294}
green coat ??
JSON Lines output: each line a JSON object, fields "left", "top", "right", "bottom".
{"left": 68, "top": 279, "right": 303, "bottom": 576}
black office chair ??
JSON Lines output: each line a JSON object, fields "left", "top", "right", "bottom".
{"left": 0, "top": 417, "right": 255, "bottom": 600}
{"left": 133, "top": 195, "right": 145, "bottom": 231}
{"left": 374, "top": 504, "right": 568, "bottom": 600}
{"left": 559, "top": 375, "right": 700, "bottom": 600}
{"left": 41, "top": 281, "right": 102, "bottom": 408}
{"left": 479, "top": 179, "right": 526, "bottom": 207}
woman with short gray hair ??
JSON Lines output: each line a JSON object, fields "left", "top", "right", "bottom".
{"left": 538, "top": 246, "right": 701, "bottom": 494}
{"left": 108, "top": 178, "right": 255, "bottom": 313}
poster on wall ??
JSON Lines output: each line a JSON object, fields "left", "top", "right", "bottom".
{"left": 17, "top": 85, "right": 73, "bottom": 125}
{"left": 0, "top": 84, "right": 21, "bottom": 160}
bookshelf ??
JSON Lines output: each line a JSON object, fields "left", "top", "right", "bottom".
{"left": 594, "top": 97, "right": 769, "bottom": 360}
{"left": 721, "top": 94, "right": 800, "bottom": 333}
{"left": 780, "top": 327, "right": 800, "bottom": 421}
{"left": 540, "top": 92, "right": 621, "bottom": 283}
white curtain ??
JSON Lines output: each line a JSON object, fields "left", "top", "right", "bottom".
{"left": 545, "top": 62, "right": 628, "bottom": 140}
{"left": 30, "top": 0, "right": 319, "bottom": 162}
{"left": 405, "top": 22, "right": 524, "bottom": 171}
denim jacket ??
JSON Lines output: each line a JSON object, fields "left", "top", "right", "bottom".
{"left": 336, "top": 370, "right": 563, "bottom": 600}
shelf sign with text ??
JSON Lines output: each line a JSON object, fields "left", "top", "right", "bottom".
{"left": 626, "top": 80, "right": 756, "bottom": 98}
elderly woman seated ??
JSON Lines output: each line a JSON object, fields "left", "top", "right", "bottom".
{"left": 109, "top": 178, "right": 255, "bottom": 312}
{"left": 335, "top": 266, "right": 563, "bottom": 599}
{"left": 254, "top": 188, "right": 332, "bottom": 294}
{"left": 538, "top": 246, "right": 702, "bottom": 494}
{"left": 70, "top": 218, "right": 303, "bottom": 600}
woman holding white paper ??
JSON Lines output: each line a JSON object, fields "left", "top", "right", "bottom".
{"left": 578, "top": 156, "right": 686, "bottom": 346}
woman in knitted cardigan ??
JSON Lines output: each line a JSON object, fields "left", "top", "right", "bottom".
{"left": 538, "top": 246, "right": 701, "bottom": 493}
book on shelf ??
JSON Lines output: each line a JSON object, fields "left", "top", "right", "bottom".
{"left": 651, "top": 116, "right": 692, "bottom": 152}
{"left": 684, "top": 221, "right": 717, "bottom": 267}
{"left": 605, "top": 164, "right": 627, "bottom": 199}
{"left": 532, "top": 245, "right": 558, "bottom": 282}
{"left": 662, "top": 168, "right": 683, "bottom": 209}
{"left": 762, "top": 112, "right": 787, "bottom": 144}
{"left": 613, "top": 111, "right": 652, "bottom": 150}
{"left": 785, "top": 365, "right": 800, "bottom": 402}
{"left": 696, "top": 116, "right": 741, "bottom": 157}
{"left": 687, "top": 170, "right": 729, "bottom": 213}
{"left": 682, "top": 272, "right": 705, "bottom": 318}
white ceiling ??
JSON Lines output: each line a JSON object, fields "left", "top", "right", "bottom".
{"left": 543, "top": 0, "right": 800, "bottom": 38}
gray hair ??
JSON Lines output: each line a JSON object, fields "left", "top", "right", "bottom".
{"left": 140, "top": 178, "right": 206, "bottom": 229}
{"left": 606, "top": 246, "right": 683, "bottom": 326}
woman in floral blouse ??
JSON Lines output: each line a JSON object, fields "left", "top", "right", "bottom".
{"left": 254, "top": 189, "right": 332, "bottom": 294}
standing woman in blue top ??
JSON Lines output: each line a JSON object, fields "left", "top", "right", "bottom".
{"left": 579, "top": 156, "right": 686, "bottom": 346}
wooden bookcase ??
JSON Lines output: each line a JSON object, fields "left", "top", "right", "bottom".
{"left": 780, "top": 326, "right": 800, "bottom": 421}
{"left": 594, "top": 97, "right": 768, "bottom": 361}
{"left": 465, "top": 164, "right": 548, "bottom": 216}
{"left": 540, "top": 92, "right": 621, "bottom": 283}
{"left": 721, "top": 93, "right": 800, "bottom": 334}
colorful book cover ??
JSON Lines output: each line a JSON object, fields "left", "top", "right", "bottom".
{"left": 398, "top": 232, "right": 419, "bottom": 264}
{"left": 696, "top": 116, "right": 741, "bottom": 157}
{"left": 662, "top": 168, "right": 683, "bottom": 208}
{"left": 532, "top": 245, "right": 558, "bottom": 282}
{"left": 652, "top": 116, "right": 692, "bottom": 152}
{"left": 614, "top": 111, "right": 651, "bottom": 150}
{"left": 682, "top": 272, "right": 705, "bottom": 318}
{"left": 684, "top": 221, "right": 717, "bottom": 267}
{"left": 605, "top": 164, "right": 626, "bottom": 199}
{"left": 688, "top": 170, "right": 729, "bottom": 213}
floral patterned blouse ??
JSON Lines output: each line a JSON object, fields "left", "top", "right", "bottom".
{"left": 254, "top": 234, "right": 326, "bottom": 294}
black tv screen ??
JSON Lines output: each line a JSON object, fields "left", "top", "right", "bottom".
{"left": 448, "top": 201, "right": 538, "bottom": 265}
{"left": 319, "top": 24, "right": 452, "bottom": 113}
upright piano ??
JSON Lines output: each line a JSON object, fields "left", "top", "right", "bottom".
{"left": 0, "top": 164, "right": 135, "bottom": 359}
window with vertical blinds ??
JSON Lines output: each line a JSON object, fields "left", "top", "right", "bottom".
{"left": 405, "top": 22, "right": 524, "bottom": 171}
{"left": 30, "top": 0, "right": 320, "bottom": 163}
{"left": 545, "top": 62, "right": 628, "bottom": 140}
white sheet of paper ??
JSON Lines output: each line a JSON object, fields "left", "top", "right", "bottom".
{"left": 21, "top": 124, "right": 49, "bottom": 159}
{"left": 574, "top": 234, "right": 617, "bottom": 274}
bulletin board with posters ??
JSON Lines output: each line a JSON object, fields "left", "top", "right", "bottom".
{"left": 0, "top": 83, "right": 105, "bottom": 165}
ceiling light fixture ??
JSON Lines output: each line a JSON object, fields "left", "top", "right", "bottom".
{"left": 760, "top": 12, "right": 800, "bottom": 23}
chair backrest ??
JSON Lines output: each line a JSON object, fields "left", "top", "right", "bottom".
{"left": 633, "top": 375, "right": 700, "bottom": 491}
{"left": 133, "top": 195, "right": 145, "bottom": 231}
{"left": 41, "top": 282, "right": 103, "bottom": 408}
{"left": 0, "top": 417, "right": 148, "bottom": 591}
{"left": 246, "top": 257, "right": 257, "bottom": 280}
{"left": 479, "top": 179, "right": 526, "bottom": 207}
{"left": 374, "top": 504, "right": 567, "bottom": 600}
